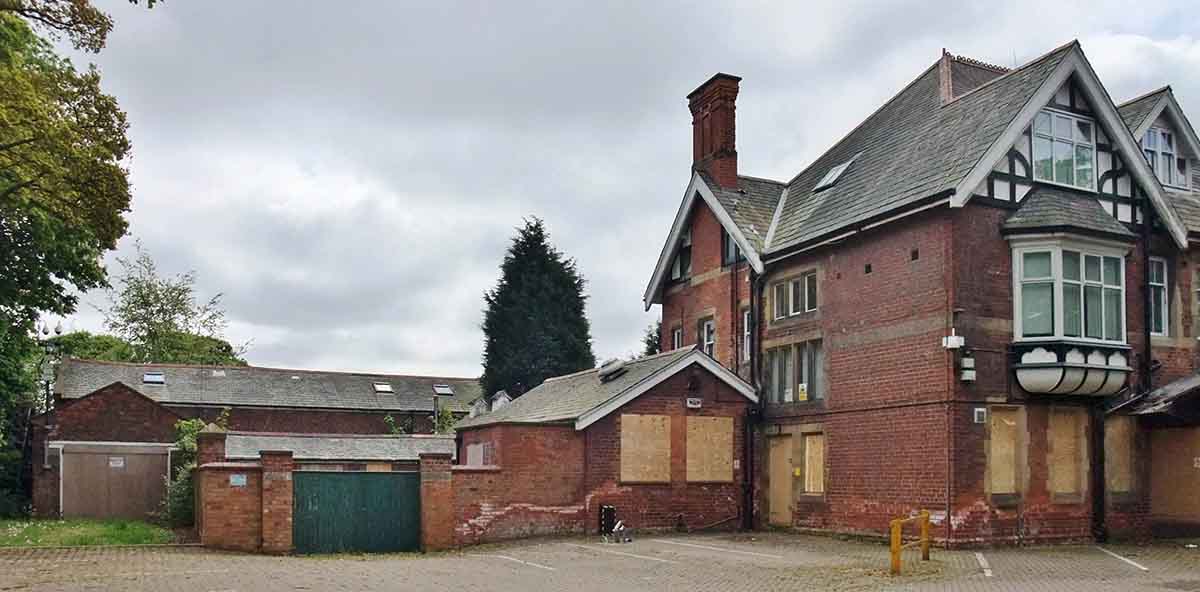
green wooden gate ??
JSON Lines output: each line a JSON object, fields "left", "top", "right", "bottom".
{"left": 293, "top": 471, "right": 421, "bottom": 554}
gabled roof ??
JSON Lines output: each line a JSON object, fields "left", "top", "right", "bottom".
{"left": 1117, "top": 86, "right": 1170, "bottom": 132}
{"left": 1002, "top": 187, "right": 1136, "bottom": 240}
{"left": 767, "top": 43, "right": 1076, "bottom": 254}
{"left": 455, "top": 347, "right": 756, "bottom": 431}
{"left": 1117, "top": 86, "right": 1200, "bottom": 162}
{"left": 224, "top": 432, "right": 456, "bottom": 462}
{"left": 693, "top": 42, "right": 1190, "bottom": 268}
{"left": 643, "top": 173, "right": 772, "bottom": 308}
{"left": 55, "top": 358, "right": 480, "bottom": 413}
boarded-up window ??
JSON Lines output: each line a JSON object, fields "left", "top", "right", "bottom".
{"left": 1050, "top": 407, "right": 1086, "bottom": 496}
{"left": 989, "top": 407, "right": 1019, "bottom": 495}
{"left": 1105, "top": 416, "right": 1134, "bottom": 493}
{"left": 620, "top": 414, "right": 671, "bottom": 483}
{"left": 686, "top": 416, "right": 733, "bottom": 482}
{"left": 803, "top": 433, "right": 825, "bottom": 493}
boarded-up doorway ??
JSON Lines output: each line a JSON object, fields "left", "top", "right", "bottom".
{"left": 60, "top": 444, "right": 171, "bottom": 519}
{"left": 768, "top": 435, "right": 793, "bottom": 527}
{"left": 1149, "top": 426, "right": 1200, "bottom": 534}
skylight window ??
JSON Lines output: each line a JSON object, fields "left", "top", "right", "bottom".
{"left": 142, "top": 372, "right": 165, "bottom": 385}
{"left": 373, "top": 382, "right": 394, "bottom": 394}
{"left": 814, "top": 153, "right": 861, "bottom": 192}
{"left": 432, "top": 384, "right": 455, "bottom": 396}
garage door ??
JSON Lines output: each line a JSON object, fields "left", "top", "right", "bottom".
{"left": 61, "top": 446, "right": 170, "bottom": 519}
{"left": 293, "top": 471, "right": 421, "bottom": 554}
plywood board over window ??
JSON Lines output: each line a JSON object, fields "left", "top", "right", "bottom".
{"left": 1105, "top": 415, "right": 1134, "bottom": 494}
{"left": 686, "top": 416, "right": 733, "bottom": 482}
{"left": 989, "top": 407, "right": 1019, "bottom": 496}
{"left": 620, "top": 414, "right": 671, "bottom": 483}
{"left": 803, "top": 433, "right": 825, "bottom": 494}
{"left": 1050, "top": 407, "right": 1087, "bottom": 499}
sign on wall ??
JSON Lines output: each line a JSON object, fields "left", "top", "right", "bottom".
{"left": 107, "top": 456, "right": 125, "bottom": 469}
{"left": 230, "top": 474, "right": 247, "bottom": 488}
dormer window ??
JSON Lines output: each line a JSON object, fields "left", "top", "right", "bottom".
{"left": 670, "top": 227, "right": 692, "bottom": 281}
{"left": 1144, "top": 128, "right": 1189, "bottom": 189}
{"left": 1032, "top": 109, "right": 1095, "bottom": 190}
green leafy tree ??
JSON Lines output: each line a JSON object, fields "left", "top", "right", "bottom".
{"left": 481, "top": 218, "right": 595, "bottom": 398}
{"left": 47, "top": 330, "right": 135, "bottom": 362}
{"left": 434, "top": 406, "right": 456, "bottom": 434}
{"left": 642, "top": 320, "right": 661, "bottom": 357}
{"left": 102, "top": 242, "right": 248, "bottom": 366}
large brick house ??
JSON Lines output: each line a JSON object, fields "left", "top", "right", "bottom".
{"left": 644, "top": 41, "right": 1200, "bottom": 544}
{"left": 31, "top": 358, "right": 479, "bottom": 519}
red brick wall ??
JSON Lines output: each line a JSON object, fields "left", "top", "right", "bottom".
{"left": 757, "top": 208, "right": 956, "bottom": 538}
{"left": 448, "top": 364, "right": 750, "bottom": 546}
{"left": 420, "top": 454, "right": 455, "bottom": 551}
{"left": 197, "top": 464, "right": 263, "bottom": 552}
{"left": 660, "top": 199, "right": 752, "bottom": 375}
{"left": 31, "top": 383, "right": 182, "bottom": 517}
{"left": 260, "top": 451, "right": 294, "bottom": 554}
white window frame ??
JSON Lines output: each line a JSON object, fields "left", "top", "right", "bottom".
{"left": 1011, "top": 237, "right": 1126, "bottom": 345}
{"left": 701, "top": 319, "right": 716, "bottom": 357}
{"left": 773, "top": 283, "right": 788, "bottom": 320}
{"left": 671, "top": 327, "right": 683, "bottom": 350}
{"left": 1031, "top": 108, "right": 1096, "bottom": 191}
{"left": 789, "top": 278, "right": 803, "bottom": 315}
{"left": 1145, "top": 127, "right": 1190, "bottom": 190}
{"left": 1149, "top": 256, "right": 1169, "bottom": 337}
{"left": 670, "top": 227, "right": 693, "bottom": 281}
{"left": 741, "top": 309, "right": 751, "bottom": 362}
{"left": 803, "top": 272, "right": 818, "bottom": 313}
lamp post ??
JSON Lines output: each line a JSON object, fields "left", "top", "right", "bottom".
{"left": 35, "top": 321, "right": 63, "bottom": 410}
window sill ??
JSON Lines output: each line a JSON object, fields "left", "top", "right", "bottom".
{"left": 991, "top": 493, "right": 1021, "bottom": 509}
{"left": 1050, "top": 493, "right": 1085, "bottom": 505}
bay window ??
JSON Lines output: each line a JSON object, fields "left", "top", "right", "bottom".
{"left": 1144, "top": 128, "right": 1189, "bottom": 189}
{"left": 1032, "top": 109, "right": 1095, "bottom": 190}
{"left": 764, "top": 340, "right": 825, "bottom": 403}
{"left": 1014, "top": 241, "right": 1125, "bottom": 343}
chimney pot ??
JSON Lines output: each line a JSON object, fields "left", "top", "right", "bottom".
{"left": 688, "top": 73, "right": 741, "bottom": 189}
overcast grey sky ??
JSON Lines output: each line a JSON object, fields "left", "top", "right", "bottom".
{"left": 46, "top": 0, "right": 1200, "bottom": 378}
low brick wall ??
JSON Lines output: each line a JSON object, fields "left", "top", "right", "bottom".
{"left": 195, "top": 431, "right": 294, "bottom": 554}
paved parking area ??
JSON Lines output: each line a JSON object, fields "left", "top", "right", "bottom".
{"left": 0, "top": 533, "right": 1196, "bottom": 591}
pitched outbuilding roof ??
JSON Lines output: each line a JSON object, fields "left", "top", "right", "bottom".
{"left": 224, "top": 432, "right": 456, "bottom": 462}
{"left": 456, "top": 347, "right": 755, "bottom": 430}
{"left": 1002, "top": 187, "right": 1136, "bottom": 240}
{"left": 55, "top": 358, "right": 480, "bottom": 413}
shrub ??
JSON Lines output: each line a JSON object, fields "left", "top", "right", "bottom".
{"left": 157, "top": 466, "right": 193, "bottom": 528}
{"left": 0, "top": 449, "right": 28, "bottom": 519}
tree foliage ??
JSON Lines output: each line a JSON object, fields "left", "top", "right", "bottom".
{"left": 642, "top": 319, "right": 661, "bottom": 357}
{"left": 101, "top": 242, "right": 248, "bottom": 366}
{"left": 481, "top": 218, "right": 595, "bottom": 398}
{"left": 0, "top": 0, "right": 158, "bottom": 54}
{"left": 47, "top": 330, "right": 134, "bottom": 361}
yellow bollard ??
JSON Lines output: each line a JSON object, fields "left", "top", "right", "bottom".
{"left": 920, "top": 511, "right": 931, "bottom": 561}
{"left": 889, "top": 518, "right": 902, "bottom": 575}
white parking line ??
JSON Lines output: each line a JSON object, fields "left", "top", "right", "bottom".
{"left": 564, "top": 543, "right": 678, "bottom": 564}
{"left": 1096, "top": 546, "right": 1149, "bottom": 572}
{"left": 652, "top": 539, "right": 784, "bottom": 559}
{"left": 471, "top": 553, "right": 556, "bottom": 571}
{"left": 974, "top": 552, "right": 993, "bottom": 577}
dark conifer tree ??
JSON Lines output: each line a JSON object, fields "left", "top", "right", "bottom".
{"left": 481, "top": 218, "right": 595, "bottom": 398}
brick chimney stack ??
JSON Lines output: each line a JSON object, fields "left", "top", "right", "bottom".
{"left": 688, "top": 73, "right": 741, "bottom": 189}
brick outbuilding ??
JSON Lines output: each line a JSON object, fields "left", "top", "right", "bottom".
{"left": 447, "top": 347, "right": 758, "bottom": 545}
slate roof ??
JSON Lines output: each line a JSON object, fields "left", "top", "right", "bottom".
{"left": 1002, "top": 187, "right": 1136, "bottom": 239}
{"left": 56, "top": 358, "right": 480, "bottom": 413}
{"left": 766, "top": 43, "right": 1075, "bottom": 254}
{"left": 224, "top": 432, "right": 455, "bottom": 461}
{"left": 456, "top": 348, "right": 693, "bottom": 429}
{"left": 950, "top": 58, "right": 1009, "bottom": 98}
{"left": 1117, "top": 86, "right": 1169, "bottom": 132}
{"left": 702, "top": 172, "right": 786, "bottom": 251}
{"left": 1165, "top": 189, "right": 1200, "bottom": 234}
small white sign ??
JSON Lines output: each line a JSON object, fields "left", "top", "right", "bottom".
{"left": 1194, "top": 457, "right": 1200, "bottom": 469}
{"left": 108, "top": 456, "right": 125, "bottom": 469}
{"left": 686, "top": 397, "right": 702, "bottom": 409}
{"left": 230, "top": 474, "right": 247, "bottom": 487}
